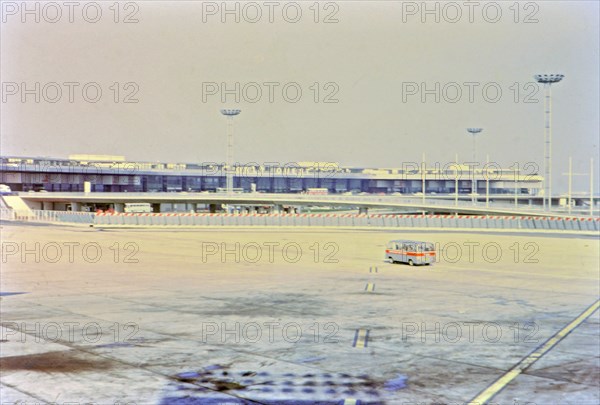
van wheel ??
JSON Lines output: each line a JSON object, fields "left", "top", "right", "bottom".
{"left": 388, "top": 257, "right": 395, "bottom": 264}
{"left": 408, "top": 259, "right": 414, "bottom": 266}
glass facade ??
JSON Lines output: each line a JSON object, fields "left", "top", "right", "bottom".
{"left": 0, "top": 156, "right": 542, "bottom": 195}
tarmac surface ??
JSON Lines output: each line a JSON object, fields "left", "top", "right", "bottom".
{"left": 0, "top": 223, "right": 598, "bottom": 404}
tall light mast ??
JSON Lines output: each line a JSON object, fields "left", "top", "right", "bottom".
{"left": 534, "top": 74, "right": 564, "bottom": 210}
{"left": 220, "top": 109, "right": 241, "bottom": 194}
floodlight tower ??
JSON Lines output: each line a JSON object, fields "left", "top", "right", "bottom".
{"left": 467, "top": 128, "right": 483, "bottom": 202}
{"left": 534, "top": 74, "right": 564, "bottom": 210}
{"left": 220, "top": 109, "right": 241, "bottom": 194}
{"left": 466, "top": 127, "right": 483, "bottom": 163}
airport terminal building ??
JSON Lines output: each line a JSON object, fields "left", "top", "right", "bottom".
{"left": 1, "top": 155, "right": 543, "bottom": 196}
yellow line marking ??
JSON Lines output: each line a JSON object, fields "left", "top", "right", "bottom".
{"left": 353, "top": 328, "right": 369, "bottom": 348}
{"left": 365, "top": 283, "right": 375, "bottom": 292}
{"left": 471, "top": 298, "right": 600, "bottom": 404}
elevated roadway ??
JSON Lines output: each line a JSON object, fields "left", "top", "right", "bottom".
{"left": 15, "top": 192, "right": 597, "bottom": 217}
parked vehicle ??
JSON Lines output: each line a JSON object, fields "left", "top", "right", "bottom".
{"left": 306, "top": 188, "right": 329, "bottom": 195}
{"left": 385, "top": 239, "right": 436, "bottom": 266}
{"left": 124, "top": 203, "right": 152, "bottom": 213}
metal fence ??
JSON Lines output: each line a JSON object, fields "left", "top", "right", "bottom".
{"left": 92, "top": 212, "right": 600, "bottom": 232}
{"left": 2, "top": 209, "right": 598, "bottom": 231}
{"left": 1, "top": 208, "right": 95, "bottom": 224}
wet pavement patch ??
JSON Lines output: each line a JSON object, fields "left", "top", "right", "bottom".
{"left": 0, "top": 350, "right": 115, "bottom": 372}
{"left": 383, "top": 374, "right": 408, "bottom": 390}
{"left": 0, "top": 292, "right": 28, "bottom": 297}
{"left": 197, "top": 293, "right": 332, "bottom": 317}
{"left": 161, "top": 366, "right": 385, "bottom": 403}
{"left": 174, "top": 370, "right": 248, "bottom": 391}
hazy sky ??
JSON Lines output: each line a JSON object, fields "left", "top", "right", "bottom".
{"left": 1, "top": 0, "right": 598, "bottom": 192}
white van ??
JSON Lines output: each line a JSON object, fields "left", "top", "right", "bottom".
{"left": 0, "top": 184, "right": 12, "bottom": 194}
{"left": 385, "top": 239, "right": 436, "bottom": 266}
{"left": 124, "top": 203, "right": 152, "bottom": 213}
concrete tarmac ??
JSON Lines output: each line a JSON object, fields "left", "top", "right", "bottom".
{"left": 0, "top": 223, "right": 598, "bottom": 404}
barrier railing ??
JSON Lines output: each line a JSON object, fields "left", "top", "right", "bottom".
{"left": 1, "top": 208, "right": 95, "bottom": 224}
{"left": 91, "top": 212, "right": 600, "bottom": 232}
{"left": 2, "top": 209, "right": 598, "bottom": 232}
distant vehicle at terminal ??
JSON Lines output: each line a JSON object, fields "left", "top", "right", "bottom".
{"left": 0, "top": 184, "right": 12, "bottom": 194}
{"left": 306, "top": 188, "right": 329, "bottom": 195}
{"left": 215, "top": 188, "right": 244, "bottom": 193}
{"left": 385, "top": 239, "right": 436, "bottom": 266}
{"left": 124, "top": 203, "right": 152, "bottom": 213}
